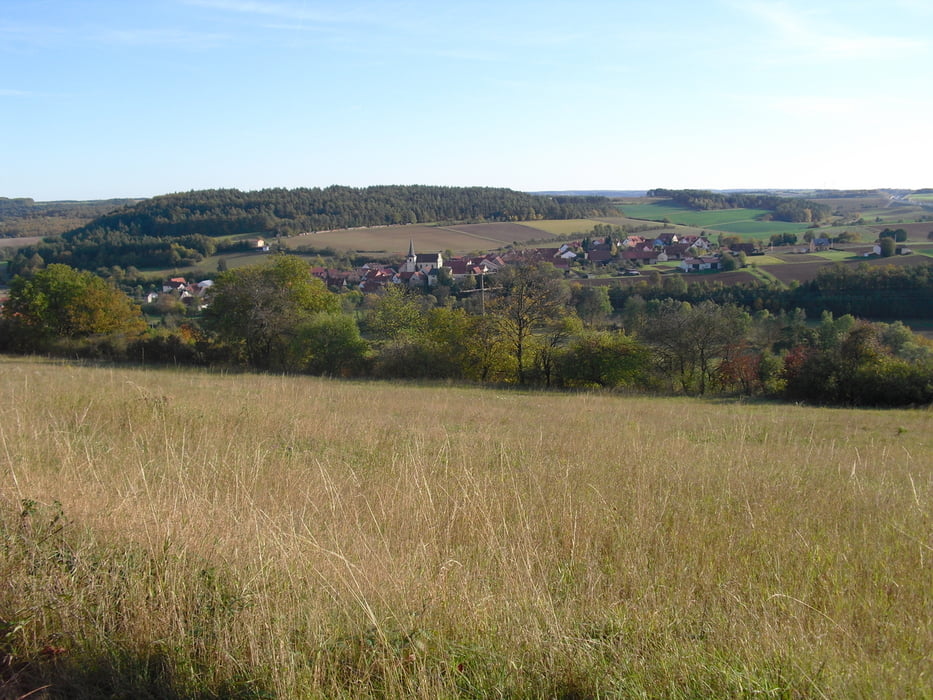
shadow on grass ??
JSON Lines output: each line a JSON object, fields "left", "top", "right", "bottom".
{"left": 2, "top": 647, "right": 272, "bottom": 700}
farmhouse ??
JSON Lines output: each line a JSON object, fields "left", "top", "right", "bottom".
{"left": 679, "top": 235, "right": 711, "bottom": 250}
{"left": 728, "top": 243, "right": 758, "bottom": 255}
{"left": 621, "top": 248, "right": 660, "bottom": 265}
{"left": 395, "top": 269, "right": 432, "bottom": 288}
{"left": 586, "top": 250, "right": 613, "bottom": 265}
{"left": 662, "top": 243, "right": 690, "bottom": 260}
{"left": 680, "top": 256, "right": 722, "bottom": 272}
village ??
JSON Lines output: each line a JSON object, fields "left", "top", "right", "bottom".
{"left": 146, "top": 227, "right": 912, "bottom": 308}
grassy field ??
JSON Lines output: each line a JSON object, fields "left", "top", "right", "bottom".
{"left": 618, "top": 202, "right": 812, "bottom": 238}
{"left": 711, "top": 220, "right": 812, "bottom": 237}
{"left": 1, "top": 358, "right": 930, "bottom": 698}
{"left": 283, "top": 222, "right": 551, "bottom": 255}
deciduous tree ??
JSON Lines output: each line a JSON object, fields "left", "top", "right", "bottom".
{"left": 203, "top": 254, "right": 338, "bottom": 368}
{"left": 3, "top": 263, "right": 145, "bottom": 349}
{"left": 488, "top": 263, "right": 569, "bottom": 384}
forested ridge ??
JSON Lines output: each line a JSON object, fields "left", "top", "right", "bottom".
{"left": 69, "top": 185, "right": 615, "bottom": 236}
{"left": 0, "top": 197, "right": 140, "bottom": 238}
{"left": 9, "top": 186, "right": 616, "bottom": 271}
{"left": 646, "top": 188, "right": 831, "bottom": 222}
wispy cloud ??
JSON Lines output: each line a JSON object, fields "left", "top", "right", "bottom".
{"left": 100, "top": 28, "right": 229, "bottom": 48}
{"left": 0, "top": 20, "right": 69, "bottom": 47}
{"left": 2, "top": 18, "right": 227, "bottom": 51}
{"left": 736, "top": 1, "right": 927, "bottom": 60}
{"left": 182, "top": 0, "right": 383, "bottom": 26}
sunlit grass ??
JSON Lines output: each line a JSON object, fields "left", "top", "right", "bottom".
{"left": 1, "top": 357, "right": 930, "bottom": 697}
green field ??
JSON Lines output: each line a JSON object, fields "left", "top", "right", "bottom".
{"left": 745, "top": 254, "right": 785, "bottom": 265}
{"left": 620, "top": 202, "right": 811, "bottom": 238}
{"left": 1, "top": 358, "right": 930, "bottom": 698}
{"left": 711, "top": 220, "right": 812, "bottom": 236}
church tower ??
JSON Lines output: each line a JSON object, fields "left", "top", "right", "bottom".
{"left": 404, "top": 239, "right": 417, "bottom": 273}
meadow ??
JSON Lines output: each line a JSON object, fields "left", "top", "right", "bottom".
{"left": 618, "top": 203, "right": 811, "bottom": 238}
{"left": 1, "top": 358, "right": 930, "bottom": 698}
{"left": 283, "top": 222, "right": 550, "bottom": 255}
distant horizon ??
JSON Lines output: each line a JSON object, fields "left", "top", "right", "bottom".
{"left": 7, "top": 183, "right": 930, "bottom": 205}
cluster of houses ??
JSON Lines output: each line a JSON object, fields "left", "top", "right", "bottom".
{"left": 146, "top": 276, "right": 213, "bottom": 306}
{"left": 509, "top": 232, "right": 730, "bottom": 274}
{"left": 146, "top": 233, "right": 745, "bottom": 306}
{"left": 151, "top": 228, "right": 914, "bottom": 305}
{"left": 310, "top": 241, "right": 508, "bottom": 293}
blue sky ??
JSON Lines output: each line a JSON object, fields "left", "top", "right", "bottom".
{"left": 2, "top": 0, "right": 930, "bottom": 200}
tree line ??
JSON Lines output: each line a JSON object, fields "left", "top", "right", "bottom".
{"left": 646, "top": 188, "right": 831, "bottom": 222}
{"left": 70, "top": 186, "right": 616, "bottom": 237}
{"left": 2, "top": 257, "right": 932, "bottom": 407}
{"left": 608, "top": 262, "right": 933, "bottom": 321}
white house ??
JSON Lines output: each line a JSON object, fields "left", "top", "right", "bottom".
{"left": 680, "top": 256, "right": 721, "bottom": 272}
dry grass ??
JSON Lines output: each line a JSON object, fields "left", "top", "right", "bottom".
{"left": 282, "top": 222, "right": 549, "bottom": 255}
{"left": 1, "top": 357, "right": 931, "bottom": 698}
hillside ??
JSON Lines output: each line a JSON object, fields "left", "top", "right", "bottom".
{"left": 6, "top": 186, "right": 617, "bottom": 272}
{"left": 1, "top": 358, "right": 929, "bottom": 698}
{"left": 0, "top": 197, "right": 140, "bottom": 238}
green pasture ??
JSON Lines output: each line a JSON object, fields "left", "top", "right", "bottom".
{"left": 591, "top": 215, "right": 664, "bottom": 228}
{"left": 743, "top": 266, "right": 780, "bottom": 284}
{"left": 620, "top": 202, "right": 811, "bottom": 238}
{"left": 620, "top": 202, "right": 771, "bottom": 226}
{"left": 808, "top": 250, "right": 862, "bottom": 262}
{"left": 712, "top": 220, "right": 811, "bottom": 237}
{"left": 141, "top": 250, "right": 275, "bottom": 280}
{"left": 746, "top": 255, "right": 785, "bottom": 265}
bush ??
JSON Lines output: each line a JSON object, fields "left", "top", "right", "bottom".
{"left": 557, "top": 331, "right": 648, "bottom": 388}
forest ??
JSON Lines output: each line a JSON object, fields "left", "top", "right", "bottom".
{"left": 646, "top": 188, "right": 831, "bottom": 222}
{"left": 609, "top": 262, "right": 933, "bottom": 321}
{"left": 4, "top": 186, "right": 617, "bottom": 273}
{"left": 0, "top": 197, "right": 139, "bottom": 237}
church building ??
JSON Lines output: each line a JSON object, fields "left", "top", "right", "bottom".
{"left": 400, "top": 240, "right": 443, "bottom": 273}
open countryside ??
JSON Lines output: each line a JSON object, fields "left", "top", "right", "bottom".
{"left": 2, "top": 186, "right": 933, "bottom": 699}
{"left": 5, "top": 0, "right": 933, "bottom": 695}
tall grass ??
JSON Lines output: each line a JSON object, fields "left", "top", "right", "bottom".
{"left": 1, "top": 357, "right": 930, "bottom": 698}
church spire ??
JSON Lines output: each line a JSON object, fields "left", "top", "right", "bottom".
{"left": 407, "top": 239, "right": 416, "bottom": 259}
